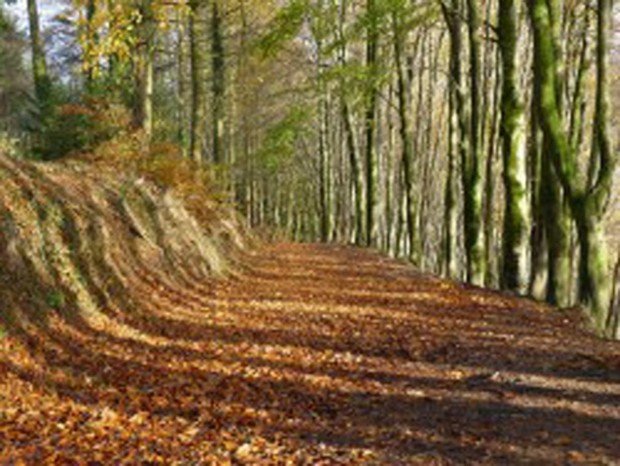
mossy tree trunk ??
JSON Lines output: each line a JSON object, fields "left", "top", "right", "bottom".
{"left": 26, "top": 0, "right": 51, "bottom": 116}
{"left": 541, "top": 141, "right": 571, "bottom": 307}
{"left": 528, "top": 76, "right": 546, "bottom": 299}
{"left": 580, "top": 0, "right": 615, "bottom": 331}
{"left": 498, "top": 0, "right": 530, "bottom": 292}
{"left": 441, "top": 0, "right": 465, "bottom": 279}
{"left": 462, "top": 0, "right": 485, "bottom": 286}
{"left": 528, "top": 0, "right": 615, "bottom": 332}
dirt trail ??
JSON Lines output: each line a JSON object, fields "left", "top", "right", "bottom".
{"left": 1, "top": 243, "right": 619, "bottom": 464}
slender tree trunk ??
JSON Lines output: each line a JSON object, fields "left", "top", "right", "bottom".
{"left": 177, "top": 6, "right": 189, "bottom": 157}
{"left": 211, "top": 0, "right": 225, "bottom": 164}
{"left": 393, "top": 12, "right": 419, "bottom": 265}
{"left": 26, "top": 0, "right": 51, "bottom": 114}
{"left": 481, "top": 0, "right": 496, "bottom": 287}
{"left": 189, "top": 0, "right": 208, "bottom": 162}
{"left": 568, "top": 8, "right": 590, "bottom": 153}
{"left": 134, "top": 0, "right": 155, "bottom": 142}
{"left": 443, "top": 0, "right": 485, "bottom": 283}
{"left": 84, "top": 0, "right": 97, "bottom": 91}
{"left": 443, "top": 51, "right": 459, "bottom": 278}
{"left": 342, "top": 101, "right": 364, "bottom": 243}
{"left": 528, "top": 75, "right": 546, "bottom": 298}
{"left": 336, "top": 0, "right": 364, "bottom": 244}
{"left": 419, "top": 31, "right": 438, "bottom": 269}
{"left": 411, "top": 33, "right": 428, "bottom": 262}
{"left": 542, "top": 138, "right": 571, "bottom": 306}
{"left": 106, "top": 0, "right": 121, "bottom": 93}
{"left": 314, "top": 0, "right": 332, "bottom": 242}
{"left": 319, "top": 83, "right": 331, "bottom": 242}
{"left": 483, "top": 49, "right": 501, "bottom": 287}
{"left": 364, "top": 0, "right": 379, "bottom": 246}
{"left": 463, "top": 0, "right": 485, "bottom": 285}
{"left": 498, "top": 0, "right": 530, "bottom": 293}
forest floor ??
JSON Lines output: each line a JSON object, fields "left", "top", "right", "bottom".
{"left": 1, "top": 243, "right": 619, "bottom": 464}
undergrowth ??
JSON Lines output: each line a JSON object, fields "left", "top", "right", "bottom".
{"left": 80, "top": 113, "right": 227, "bottom": 227}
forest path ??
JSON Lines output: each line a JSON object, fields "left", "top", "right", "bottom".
{"left": 1, "top": 243, "right": 620, "bottom": 464}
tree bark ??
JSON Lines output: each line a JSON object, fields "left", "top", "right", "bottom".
{"left": 393, "top": 11, "right": 419, "bottom": 265}
{"left": 26, "top": 0, "right": 51, "bottom": 113}
{"left": 498, "top": 0, "right": 530, "bottom": 292}
{"left": 189, "top": 0, "right": 208, "bottom": 162}
{"left": 528, "top": 0, "right": 614, "bottom": 331}
{"left": 134, "top": 0, "right": 155, "bottom": 142}
{"left": 211, "top": 0, "right": 225, "bottom": 164}
{"left": 443, "top": 38, "right": 459, "bottom": 278}
{"left": 364, "top": 0, "right": 379, "bottom": 247}
{"left": 462, "top": 0, "right": 485, "bottom": 286}
{"left": 176, "top": 6, "right": 189, "bottom": 157}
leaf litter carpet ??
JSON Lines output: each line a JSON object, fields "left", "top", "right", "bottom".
{"left": 1, "top": 243, "right": 619, "bottom": 464}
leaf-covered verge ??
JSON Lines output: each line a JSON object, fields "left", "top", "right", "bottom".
{"left": 0, "top": 168, "right": 618, "bottom": 465}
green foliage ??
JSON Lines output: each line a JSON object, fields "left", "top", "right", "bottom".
{"left": 255, "top": 0, "right": 309, "bottom": 58}
{"left": 257, "top": 106, "right": 311, "bottom": 172}
{"left": 46, "top": 290, "right": 65, "bottom": 310}
{"left": 35, "top": 99, "right": 131, "bottom": 160}
{"left": 318, "top": 0, "right": 438, "bottom": 112}
{"left": 0, "top": 6, "right": 28, "bottom": 134}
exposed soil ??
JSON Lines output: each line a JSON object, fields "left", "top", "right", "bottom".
{"left": 1, "top": 243, "right": 619, "bottom": 464}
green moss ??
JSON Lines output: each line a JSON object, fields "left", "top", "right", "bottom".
{"left": 46, "top": 290, "right": 65, "bottom": 309}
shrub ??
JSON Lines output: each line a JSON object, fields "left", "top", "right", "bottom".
{"left": 46, "top": 290, "right": 65, "bottom": 309}
{"left": 36, "top": 99, "right": 131, "bottom": 160}
{"left": 89, "top": 134, "right": 224, "bottom": 226}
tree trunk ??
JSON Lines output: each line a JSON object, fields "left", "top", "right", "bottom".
{"left": 581, "top": 0, "right": 615, "bottom": 332}
{"left": 393, "top": 12, "right": 418, "bottom": 265}
{"left": 541, "top": 141, "right": 571, "bottom": 307}
{"left": 177, "top": 6, "right": 189, "bottom": 157}
{"left": 318, "top": 82, "right": 331, "bottom": 242}
{"left": 84, "top": 0, "right": 97, "bottom": 91}
{"left": 189, "top": 0, "right": 208, "bottom": 162}
{"left": 463, "top": 0, "right": 485, "bottom": 286}
{"left": 443, "top": 47, "right": 459, "bottom": 278}
{"left": 364, "top": 0, "right": 379, "bottom": 247}
{"left": 528, "top": 0, "right": 615, "bottom": 331}
{"left": 211, "top": 0, "right": 225, "bottom": 164}
{"left": 134, "top": 0, "right": 155, "bottom": 142}
{"left": 26, "top": 0, "right": 51, "bottom": 114}
{"left": 498, "top": 0, "right": 530, "bottom": 293}
{"left": 336, "top": 0, "right": 364, "bottom": 244}
{"left": 342, "top": 101, "right": 364, "bottom": 244}
{"left": 483, "top": 49, "right": 501, "bottom": 287}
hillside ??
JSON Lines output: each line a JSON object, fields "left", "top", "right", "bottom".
{"left": 0, "top": 157, "right": 619, "bottom": 464}
{"left": 0, "top": 154, "right": 248, "bottom": 330}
